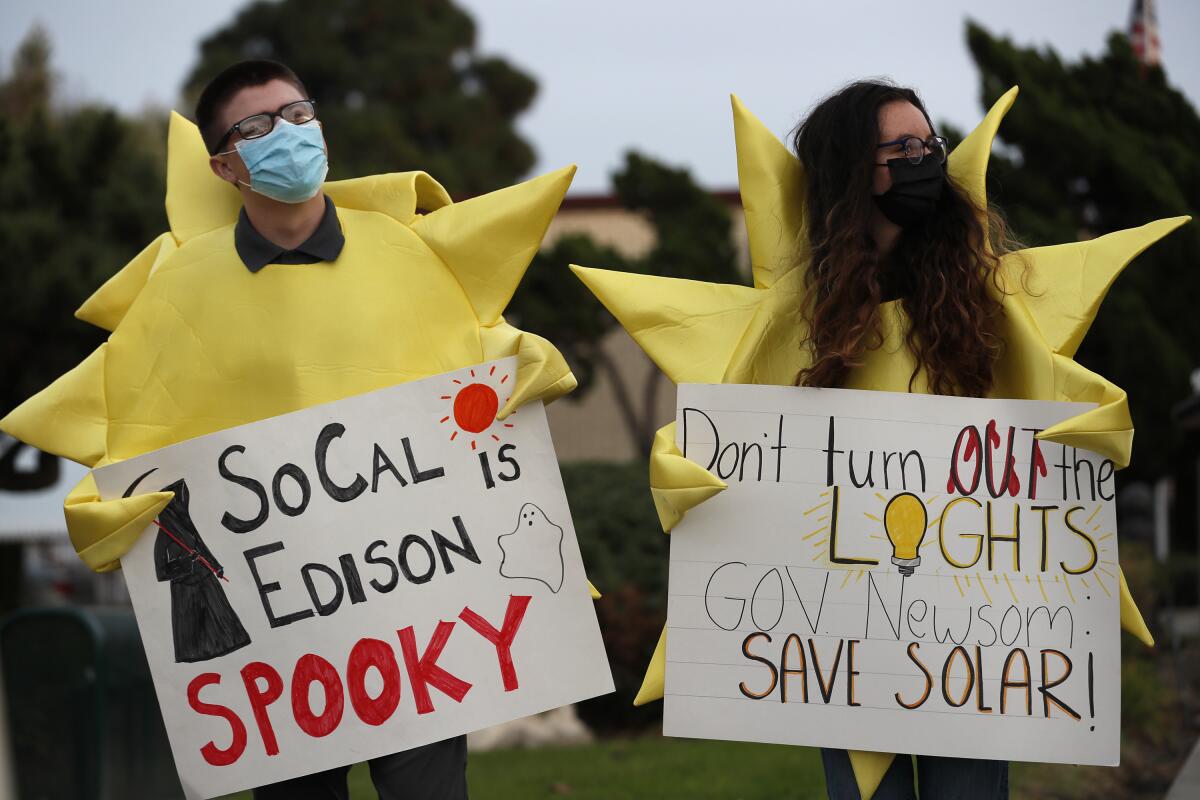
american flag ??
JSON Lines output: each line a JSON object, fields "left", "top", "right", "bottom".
{"left": 1128, "top": 0, "right": 1161, "bottom": 68}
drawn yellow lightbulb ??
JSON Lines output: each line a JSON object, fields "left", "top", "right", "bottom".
{"left": 884, "top": 492, "right": 928, "bottom": 577}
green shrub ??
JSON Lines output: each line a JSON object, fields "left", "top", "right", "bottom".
{"left": 561, "top": 460, "right": 668, "bottom": 731}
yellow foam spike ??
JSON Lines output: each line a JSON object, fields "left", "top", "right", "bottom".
{"left": 76, "top": 232, "right": 176, "bottom": 331}
{"left": 649, "top": 422, "right": 727, "bottom": 532}
{"left": 1, "top": 346, "right": 108, "bottom": 467}
{"left": 570, "top": 265, "right": 765, "bottom": 385}
{"left": 165, "top": 111, "right": 241, "bottom": 242}
{"left": 324, "top": 171, "right": 452, "bottom": 225}
{"left": 1038, "top": 355, "right": 1133, "bottom": 467}
{"left": 732, "top": 94, "right": 807, "bottom": 290}
{"left": 482, "top": 323, "right": 578, "bottom": 419}
{"left": 633, "top": 626, "right": 667, "bottom": 706}
{"left": 1018, "top": 217, "right": 1191, "bottom": 357}
{"left": 415, "top": 166, "right": 576, "bottom": 325}
{"left": 946, "top": 86, "right": 1018, "bottom": 212}
{"left": 1119, "top": 567, "right": 1154, "bottom": 647}
{"left": 65, "top": 473, "right": 174, "bottom": 573}
{"left": 848, "top": 750, "right": 896, "bottom": 800}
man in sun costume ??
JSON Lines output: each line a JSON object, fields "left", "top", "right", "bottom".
{"left": 1, "top": 119, "right": 581, "bottom": 576}
{"left": 0, "top": 63, "right": 594, "bottom": 799}
{"left": 572, "top": 88, "right": 1189, "bottom": 799}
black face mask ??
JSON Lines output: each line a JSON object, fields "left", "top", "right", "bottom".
{"left": 874, "top": 156, "right": 945, "bottom": 227}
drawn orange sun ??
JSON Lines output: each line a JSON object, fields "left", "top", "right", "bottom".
{"left": 438, "top": 365, "right": 514, "bottom": 450}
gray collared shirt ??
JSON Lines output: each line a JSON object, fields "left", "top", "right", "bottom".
{"left": 233, "top": 195, "right": 345, "bottom": 273}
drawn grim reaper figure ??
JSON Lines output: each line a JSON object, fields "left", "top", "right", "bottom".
{"left": 155, "top": 479, "right": 250, "bottom": 663}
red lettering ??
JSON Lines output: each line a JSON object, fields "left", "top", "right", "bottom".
{"left": 241, "top": 661, "right": 285, "bottom": 756}
{"left": 459, "top": 595, "right": 531, "bottom": 691}
{"left": 188, "top": 672, "right": 247, "bottom": 767}
{"left": 1029, "top": 437, "right": 1047, "bottom": 500}
{"left": 948, "top": 426, "right": 982, "bottom": 495}
{"left": 984, "top": 420, "right": 1021, "bottom": 498}
{"left": 346, "top": 637, "right": 403, "bottom": 726}
{"left": 397, "top": 622, "right": 472, "bottom": 714}
{"left": 291, "top": 654, "right": 344, "bottom": 738}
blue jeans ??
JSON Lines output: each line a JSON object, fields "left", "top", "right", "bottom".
{"left": 821, "top": 748, "right": 1008, "bottom": 800}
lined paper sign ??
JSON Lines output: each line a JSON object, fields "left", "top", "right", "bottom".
{"left": 663, "top": 383, "right": 1121, "bottom": 766}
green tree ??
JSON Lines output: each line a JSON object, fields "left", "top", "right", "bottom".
{"left": 182, "top": 0, "right": 537, "bottom": 194}
{"left": 0, "top": 27, "right": 167, "bottom": 610}
{"left": 511, "top": 152, "right": 743, "bottom": 456}
{"left": 0, "top": 26, "right": 167, "bottom": 435}
{"left": 965, "top": 21, "right": 1199, "bottom": 479}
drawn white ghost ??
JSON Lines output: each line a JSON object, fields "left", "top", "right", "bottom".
{"left": 497, "top": 502, "right": 565, "bottom": 593}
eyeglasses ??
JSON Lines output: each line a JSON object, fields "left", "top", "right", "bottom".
{"left": 875, "top": 135, "right": 948, "bottom": 166}
{"left": 211, "top": 99, "right": 318, "bottom": 155}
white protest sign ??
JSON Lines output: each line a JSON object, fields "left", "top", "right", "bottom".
{"left": 94, "top": 358, "right": 613, "bottom": 799}
{"left": 664, "top": 383, "right": 1121, "bottom": 766}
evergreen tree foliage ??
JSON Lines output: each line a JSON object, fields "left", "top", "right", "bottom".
{"left": 0, "top": 27, "right": 167, "bottom": 422}
{"left": 967, "top": 21, "right": 1199, "bottom": 478}
{"left": 182, "top": 0, "right": 538, "bottom": 194}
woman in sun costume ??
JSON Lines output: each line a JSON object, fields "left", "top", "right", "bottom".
{"left": 572, "top": 85, "right": 1188, "bottom": 798}
{"left": 0, "top": 110, "right": 595, "bottom": 612}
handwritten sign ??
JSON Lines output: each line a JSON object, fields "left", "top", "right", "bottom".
{"left": 663, "top": 383, "right": 1120, "bottom": 766}
{"left": 94, "top": 358, "right": 613, "bottom": 799}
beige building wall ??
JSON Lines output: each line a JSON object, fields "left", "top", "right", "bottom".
{"left": 543, "top": 206, "right": 658, "bottom": 260}
{"left": 541, "top": 195, "right": 747, "bottom": 463}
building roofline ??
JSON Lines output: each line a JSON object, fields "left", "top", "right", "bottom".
{"left": 451, "top": 189, "right": 743, "bottom": 209}
{"left": 559, "top": 189, "right": 742, "bottom": 211}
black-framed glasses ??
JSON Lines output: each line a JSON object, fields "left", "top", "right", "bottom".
{"left": 212, "top": 99, "right": 318, "bottom": 155}
{"left": 875, "top": 135, "right": 948, "bottom": 166}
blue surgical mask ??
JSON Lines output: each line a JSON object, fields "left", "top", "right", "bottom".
{"left": 230, "top": 119, "right": 328, "bottom": 204}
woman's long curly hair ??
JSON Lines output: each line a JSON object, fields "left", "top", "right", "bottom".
{"left": 792, "top": 80, "right": 1016, "bottom": 397}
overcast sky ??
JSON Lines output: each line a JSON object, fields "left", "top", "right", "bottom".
{"left": 2, "top": 0, "right": 1197, "bottom": 192}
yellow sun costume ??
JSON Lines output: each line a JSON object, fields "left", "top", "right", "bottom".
{"left": 571, "top": 88, "right": 1189, "bottom": 798}
{"left": 1, "top": 112, "right": 598, "bottom": 600}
